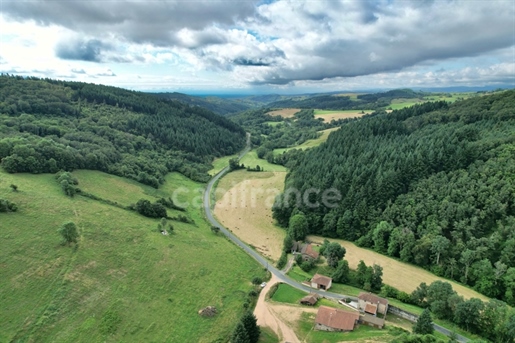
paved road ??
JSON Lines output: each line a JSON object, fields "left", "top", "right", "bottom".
{"left": 202, "top": 139, "right": 468, "bottom": 342}
{"left": 202, "top": 139, "right": 355, "bottom": 301}
{"left": 433, "top": 323, "right": 468, "bottom": 343}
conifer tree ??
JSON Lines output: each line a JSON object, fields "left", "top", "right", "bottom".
{"left": 231, "top": 321, "right": 250, "bottom": 343}
{"left": 241, "top": 311, "right": 260, "bottom": 343}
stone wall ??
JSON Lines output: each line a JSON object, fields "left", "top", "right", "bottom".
{"left": 387, "top": 305, "right": 418, "bottom": 323}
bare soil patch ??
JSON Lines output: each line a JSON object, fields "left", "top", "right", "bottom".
{"left": 214, "top": 172, "right": 287, "bottom": 261}
{"left": 308, "top": 235, "right": 488, "bottom": 301}
{"left": 254, "top": 274, "right": 308, "bottom": 343}
{"left": 267, "top": 108, "right": 301, "bottom": 118}
{"left": 314, "top": 111, "right": 370, "bottom": 122}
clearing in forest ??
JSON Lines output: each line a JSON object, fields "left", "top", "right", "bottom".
{"left": 313, "top": 109, "right": 372, "bottom": 122}
{"left": 273, "top": 127, "right": 339, "bottom": 155}
{"left": 267, "top": 108, "right": 301, "bottom": 118}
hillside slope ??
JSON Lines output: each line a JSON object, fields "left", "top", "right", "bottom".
{"left": 0, "top": 75, "right": 246, "bottom": 185}
{"left": 273, "top": 90, "right": 515, "bottom": 302}
{"left": 0, "top": 170, "right": 265, "bottom": 342}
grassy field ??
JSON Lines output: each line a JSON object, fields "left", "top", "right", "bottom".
{"left": 265, "top": 121, "right": 283, "bottom": 127}
{"left": 0, "top": 169, "right": 266, "bottom": 342}
{"left": 208, "top": 154, "right": 238, "bottom": 176}
{"left": 308, "top": 236, "right": 488, "bottom": 301}
{"left": 274, "top": 127, "right": 339, "bottom": 155}
{"left": 240, "top": 150, "right": 288, "bottom": 172}
{"left": 258, "top": 326, "right": 280, "bottom": 343}
{"left": 313, "top": 109, "right": 372, "bottom": 122}
{"left": 271, "top": 283, "right": 307, "bottom": 304}
{"left": 266, "top": 108, "right": 300, "bottom": 118}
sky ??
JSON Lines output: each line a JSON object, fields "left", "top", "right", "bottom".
{"left": 0, "top": 0, "right": 514, "bottom": 94}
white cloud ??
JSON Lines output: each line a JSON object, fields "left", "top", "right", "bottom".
{"left": 0, "top": 1, "right": 514, "bottom": 91}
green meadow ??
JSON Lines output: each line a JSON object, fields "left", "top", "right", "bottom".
{"left": 273, "top": 128, "right": 339, "bottom": 155}
{"left": 0, "top": 169, "right": 266, "bottom": 342}
{"left": 208, "top": 154, "right": 238, "bottom": 176}
{"left": 239, "top": 150, "right": 287, "bottom": 172}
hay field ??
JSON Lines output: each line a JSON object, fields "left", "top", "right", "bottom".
{"left": 267, "top": 108, "right": 300, "bottom": 118}
{"left": 308, "top": 235, "right": 488, "bottom": 301}
{"left": 214, "top": 170, "right": 288, "bottom": 261}
{"left": 313, "top": 110, "right": 372, "bottom": 122}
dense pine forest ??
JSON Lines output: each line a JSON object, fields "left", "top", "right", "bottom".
{"left": 272, "top": 90, "right": 515, "bottom": 302}
{"left": 0, "top": 75, "right": 246, "bottom": 186}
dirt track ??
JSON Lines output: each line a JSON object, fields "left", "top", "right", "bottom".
{"left": 254, "top": 274, "right": 299, "bottom": 343}
{"left": 254, "top": 274, "right": 318, "bottom": 343}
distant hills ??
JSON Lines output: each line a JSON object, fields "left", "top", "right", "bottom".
{"left": 152, "top": 87, "right": 512, "bottom": 114}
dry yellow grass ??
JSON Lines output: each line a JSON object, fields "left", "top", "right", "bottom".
{"left": 267, "top": 108, "right": 301, "bottom": 118}
{"left": 214, "top": 170, "right": 288, "bottom": 261}
{"left": 308, "top": 235, "right": 489, "bottom": 301}
{"left": 314, "top": 111, "right": 371, "bottom": 122}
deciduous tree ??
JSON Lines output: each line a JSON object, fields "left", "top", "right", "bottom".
{"left": 58, "top": 221, "right": 79, "bottom": 245}
{"left": 413, "top": 309, "right": 434, "bottom": 335}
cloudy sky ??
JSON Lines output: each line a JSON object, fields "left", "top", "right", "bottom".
{"left": 0, "top": 0, "right": 514, "bottom": 94}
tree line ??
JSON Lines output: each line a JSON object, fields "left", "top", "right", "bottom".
{"left": 272, "top": 90, "right": 515, "bottom": 302}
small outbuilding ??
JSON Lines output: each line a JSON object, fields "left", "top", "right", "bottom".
{"left": 300, "top": 293, "right": 319, "bottom": 306}
{"left": 301, "top": 243, "right": 319, "bottom": 260}
{"left": 311, "top": 274, "right": 332, "bottom": 290}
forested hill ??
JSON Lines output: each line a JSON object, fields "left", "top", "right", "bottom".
{"left": 266, "top": 89, "right": 425, "bottom": 110}
{"left": 151, "top": 92, "right": 254, "bottom": 115}
{"left": 273, "top": 90, "right": 515, "bottom": 302}
{"left": 0, "top": 75, "right": 246, "bottom": 186}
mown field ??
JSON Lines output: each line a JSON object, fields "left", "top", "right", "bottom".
{"left": 313, "top": 109, "right": 372, "bottom": 122}
{"left": 0, "top": 169, "right": 266, "bottom": 342}
{"left": 308, "top": 235, "right": 488, "bottom": 301}
{"left": 266, "top": 108, "right": 300, "bottom": 118}
{"left": 213, "top": 153, "right": 288, "bottom": 261}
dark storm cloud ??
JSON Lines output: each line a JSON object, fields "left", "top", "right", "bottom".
{"left": 1, "top": 0, "right": 257, "bottom": 46}
{"left": 233, "top": 58, "right": 271, "bottom": 66}
{"left": 56, "top": 38, "right": 112, "bottom": 62}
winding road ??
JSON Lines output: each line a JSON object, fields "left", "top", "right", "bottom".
{"left": 202, "top": 138, "right": 468, "bottom": 343}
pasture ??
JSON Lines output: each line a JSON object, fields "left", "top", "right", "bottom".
{"left": 273, "top": 127, "right": 339, "bottom": 155}
{"left": 0, "top": 169, "right": 266, "bottom": 342}
{"left": 208, "top": 154, "right": 237, "bottom": 176}
{"left": 240, "top": 150, "right": 288, "bottom": 172}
